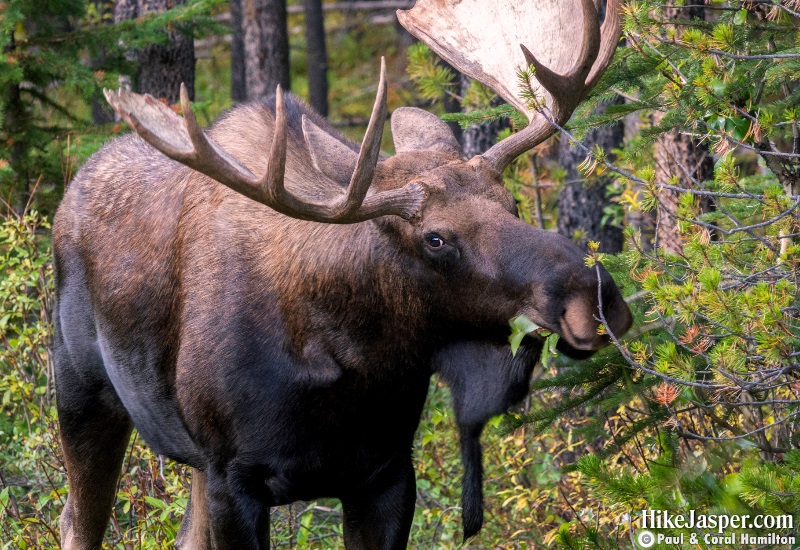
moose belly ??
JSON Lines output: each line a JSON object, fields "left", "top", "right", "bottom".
{"left": 252, "top": 422, "right": 422, "bottom": 505}
{"left": 240, "top": 436, "right": 407, "bottom": 506}
{"left": 96, "top": 329, "right": 204, "bottom": 467}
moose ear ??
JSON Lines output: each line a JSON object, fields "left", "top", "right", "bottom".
{"left": 302, "top": 115, "right": 359, "bottom": 186}
{"left": 391, "top": 107, "right": 462, "bottom": 155}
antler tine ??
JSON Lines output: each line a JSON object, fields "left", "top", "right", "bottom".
{"left": 477, "top": 2, "right": 609, "bottom": 173}
{"left": 337, "top": 57, "right": 388, "bottom": 218}
{"left": 259, "top": 84, "right": 290, "bottom": 204}
{"left": 584, "top": 0, "right": 622, "bottom": 94}
{"left": 106, "top": 74, "right": 426, "bottom": 224}
{"left": 262, "top": 60, "right": 425, "bottom": 222}
{"left": 105, "top": 84, "right": 267, "bottom": 203}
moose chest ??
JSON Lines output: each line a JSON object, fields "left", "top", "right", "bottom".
{"left": 171, "top": 247, "right": 433, "bottom": 502}
{"left": 174, "top": 322, "right": 432, "bottom": 504}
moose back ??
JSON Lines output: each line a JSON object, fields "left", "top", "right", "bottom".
{"left": 52, "top": 1, "right": 631, "bottom": 548}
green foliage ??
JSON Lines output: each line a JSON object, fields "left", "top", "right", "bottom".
{"left": 406, "top": 42, "right": 456, "bottom": 103}
{"left": 541, "top": 2, "right": 800, "bottom": 545}
{"left": 0, "top": 0, "right": 224, "bottom": 215}
{"left": 0, "top": 210, "right": 60, "bottom": 547}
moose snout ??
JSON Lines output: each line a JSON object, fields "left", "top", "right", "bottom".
{"left": 560, "top": 295, "right": 608, "bottom": 350}
{"left": 559, "top": 276, "right": 633, "bottom": 351}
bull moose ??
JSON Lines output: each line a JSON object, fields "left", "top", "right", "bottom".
{"left": 52, "top": 0, "right": 632, "bottom": 548}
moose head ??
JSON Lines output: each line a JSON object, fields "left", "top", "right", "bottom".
{"left": 54, "top": 0, "right": 631, "bottom": 548}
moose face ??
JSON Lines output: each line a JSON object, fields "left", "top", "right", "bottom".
{"left": 376, "top": 134, "right": 632, "bottom": 359}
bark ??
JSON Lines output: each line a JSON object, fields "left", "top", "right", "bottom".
{"left": 243, "top": 0, "right": 290, "bottom": 100}
{"left": 90, "top": 0, "right": 116, "bottom": 124}
{"left": 3, "top": 33, "right": 30, "bottom": 212}
{"left": 304, "top": 0, "right": 328, "bottom": 116}
{"left": 556, "top": 98, "right": 625, "bottom": 253}
{"left": 758, "top": 139, "right": 800, "bottom": 197}
{"left": 653, "top": 113, "right": 715, "bottom": 255}
{"left": 230, "top": 0, "right": 247, "bottom": 103}
{"left": 440, "top": 62, "right": 461, "bottom": 144}
{"left": 555, "top": 1, "right": 625, "bottom": 253}
{"left": 653, "top": 3, "right": 713, "bottom": 255}
{"left": 114, "top": 0, "right": 195, "bottom": 103}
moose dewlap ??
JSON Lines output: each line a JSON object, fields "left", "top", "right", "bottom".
{"left": 52, "top": 1, "right": 631, "bottom": 548}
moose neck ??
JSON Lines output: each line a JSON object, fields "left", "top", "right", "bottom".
{"left": 253, "top": 215, "right": 437, "bottom": 375}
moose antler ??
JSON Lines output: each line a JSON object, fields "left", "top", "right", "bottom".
{"left": 104, "top": 59, "right": 426, "bottom": 223}
{"left": 397, "top": 0, "right": 622, "bottom": 173}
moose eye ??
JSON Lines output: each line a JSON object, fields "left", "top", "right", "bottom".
{"left": 425, "top": 233, "right": 445, "bottom": 249}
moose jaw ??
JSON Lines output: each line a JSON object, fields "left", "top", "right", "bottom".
{"left": 52, "top": 0, "right": 632, "bottom": 548}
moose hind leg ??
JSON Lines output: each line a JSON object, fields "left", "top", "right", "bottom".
{"left": 176, "top": 469, "right": 212, "bottom": 550}
{"left": 179, "top": 467, "right": 273, "bottom": 550}
{"left": 205, "top": 466, "right": 270, "bottom": 550}
{"left": 55, "top": 289, "right": 133, "bottom": 549}
{"left": 57, "top": 378, "right": 132, "bottom": 550}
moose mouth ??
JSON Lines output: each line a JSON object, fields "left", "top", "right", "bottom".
{"left": 555, "top": 336, "right": 606, "bottom": 360}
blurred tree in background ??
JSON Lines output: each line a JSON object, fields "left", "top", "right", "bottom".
{"left": 0, "top": 0, "right": 222, "bottom": 215}
{"left": 114, "top": 0, "right": 197, "bottom": 102}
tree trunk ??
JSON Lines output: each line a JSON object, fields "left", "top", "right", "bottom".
{"left": 654, "top": 3, "right": 713, "bottom": 255}
{"left": 3, "top": 33, "right": 31, "bottom": 212}
{"left": 460, "top": 75, "right": 508, "bottom": 159}
{"left": 243, "top": 0, "right": 290, "bottom": 100}
{"left": 654, "top": 115, "right": 715, "bottom": 255}
{"left": 90, "top": 0, "right": 116, "bottom": 124}
{"left": 114, "top": 0, "right": 195, "bottom": 103}
{"left": 556, "top": 98, "right": 625, "bottom": 253}
{"left": 304, "top": 0, "right": 328, "bottom": 116}
{"left": 440, "top": 62, "right": 461, "bottom": 145}
{"left": 230, "top": 0, "right": 247, "bottom": 103}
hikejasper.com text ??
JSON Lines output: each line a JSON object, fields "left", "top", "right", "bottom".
{"left": 640, "top": 509, "right": 793, "bottom": 534}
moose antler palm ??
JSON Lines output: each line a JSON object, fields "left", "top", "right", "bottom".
{"left": 105, "top": 59, "right": 426, "bottom": 223}
{"left": 398, "top": 0, "right": 621, "bottom": 172}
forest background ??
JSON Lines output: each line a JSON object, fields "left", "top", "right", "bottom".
{"left": 1, "top": 0, "right": 799, "bottom": 548}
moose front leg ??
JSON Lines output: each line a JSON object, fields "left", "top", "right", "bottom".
{"left": 340, "top": 457, "right": 416, "bottom": 550}
{"left": 200, "top": 467, "right": 270, "bottom": 550}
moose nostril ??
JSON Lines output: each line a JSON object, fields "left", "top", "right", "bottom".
{"left": 560, "top": 297, "right": 605, "bottom": 351}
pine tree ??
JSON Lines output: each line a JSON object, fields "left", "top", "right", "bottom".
{"left": 0, "top": 0, "right": 221, "bottom": 213}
